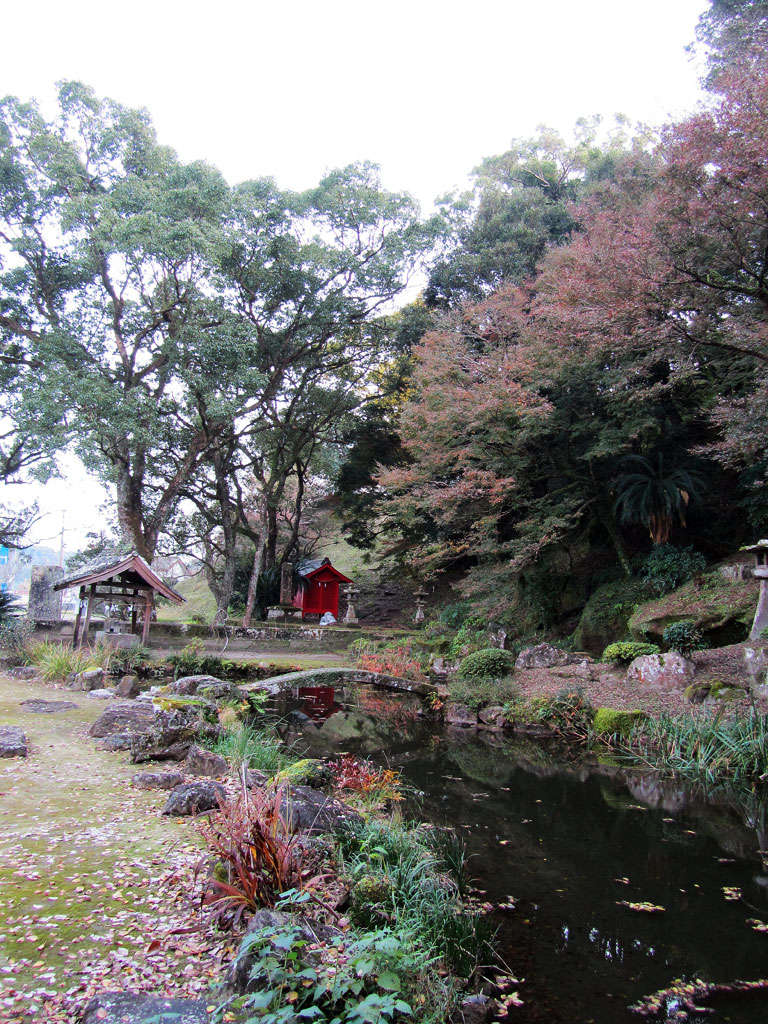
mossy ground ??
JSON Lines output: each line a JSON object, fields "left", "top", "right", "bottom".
{"left": 628, "top": 571, "right": 757, "bottom": 646}
{"left": 0, "top": 675, "right": 224, "bottom": 1023}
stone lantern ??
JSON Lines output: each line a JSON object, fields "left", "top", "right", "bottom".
{"left": 342, "top": 583, "right": 360, "bottom": 627}
{"left": 744, "top": 539, "right": 768, "bottom": 640}
{"left": 413, "top": 587, "right": 428, "bottom": 626}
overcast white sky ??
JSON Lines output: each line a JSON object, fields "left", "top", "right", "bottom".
{"left": 2, "top": 0, "right": 709, "bottom": 553}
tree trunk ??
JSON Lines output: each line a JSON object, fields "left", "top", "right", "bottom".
{"left": 598, "top": 507, "right": 633, "bottom": 579}
{"left": 265, "top": 504, "right": 279, "bottom": 570}
{"left": 115, "top": 466, "right": 155, "bottom": 562}
{"left": 242, "top": 536, "right": 267, "bottom": 627}
{"left": 208, "top": 451, "right": 238, "bottom": 624}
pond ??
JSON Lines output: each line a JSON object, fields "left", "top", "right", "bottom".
{"left": 271, "top": 684, "right": 768, "bottom": 1024}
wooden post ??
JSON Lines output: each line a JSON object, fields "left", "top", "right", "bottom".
{"left": 78, "top": 584, "right": 97, "bottom": 649}
{"left": 141, "top": 591, "right": 153, "bottom": 646}
{"left": 130, "top": 591, "right": 138, "bottom": 636}
{"left": 72, "top": 586, "right": 85, "bottom": 647}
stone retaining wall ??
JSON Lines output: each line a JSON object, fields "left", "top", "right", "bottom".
{"left": 29, "top": 619, "right": 389, "bottom": 655}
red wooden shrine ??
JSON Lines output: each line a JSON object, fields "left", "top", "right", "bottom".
{"left": 292, "top": 557, "right": 352, "bottom": 618}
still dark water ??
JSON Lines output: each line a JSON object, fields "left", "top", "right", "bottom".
{"left": 273, "top": 685, "right": 768, "bottom": 1024}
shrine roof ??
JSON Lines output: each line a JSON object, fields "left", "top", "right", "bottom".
{"left": 297, "top": 557, "right": 352, "bottom": 583}
{"left": 53, "top": 552, "right": 185, "bottom": 603}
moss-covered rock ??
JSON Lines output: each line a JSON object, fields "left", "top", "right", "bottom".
{"left": 593, "top": 707, "right": 646, "bottom": 737}
{"left": 684, "top": 680, "right": 745, "bottom": 704}
{"left": 573, "top": 578, "right": 650, "bottom": 655}
{"left": 629, "top": 571, "right": 757, "bottom": 647}
{"left": 274, "top": 757, "right": 332, "bottom": 788}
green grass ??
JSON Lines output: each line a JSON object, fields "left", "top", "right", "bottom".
{"left": 156, "top": 572, "right": 217, "bottom": 624}
{"left": 335, "top": 819, "right": 496, "bottom": 978}
{"left": 24, "top": 640, "right": 100, "bottom": 681}
{"left": 203, "top": 722, "right": 295, "bottom": 775}
{"left": 447, "top": 674, "right": 519, "bottom": 711}
{"left": 621, "top": 709, "right": 768, "bottom": 786}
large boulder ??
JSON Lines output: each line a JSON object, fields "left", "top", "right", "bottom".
{"left": 129, "top": 707, "right": 217, "bottom": 764}
{"left": 70, "top": 667, "right": 106, "bottom": 692}
{"left": 515, "top": 643, "right": 584, "bottom": 670}
{"left": 197, "top": 680, "right": 247, "bottom": 703}
{"left": 115, "top": 674, "right": 141, "bottom": 698}
{"left": 184, "top": 743, "right": 229, "bottom": 777}
{"left": 279, "top": 784, "right": 363, "bottom": 834}
{"left": 628, "top": 572, "right": 757, "bottom": 648}
{"left": 89, "top": 701, "right": 158, "bottom": 738}
{"left": 0, "top": 725, "right": 27, "bottom": 758}
{"left": 82, "top": 992, "right": 209, "bottom": 1023}
{"left": 168, "top": 674, "right": 223, "bottom": 695}
{"left": 477, "top": 705, "right": 508, "bottom": 731}
{"left": 162, "top": 779, "right": 226, "bottom": 816}
{"left": 445, "top": 703, "right": 479, "bottom": 728}
{"left": 625, "top": 652, "right": 695, "bottom": 692}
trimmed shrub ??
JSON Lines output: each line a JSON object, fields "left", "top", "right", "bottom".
{"left": 593, "top": 707, "right": 646, "bottom": 736}
{"left": 601, "top": 641, "right": 660, "bottom": 664}
{"left": 457, "top": 648, "right": 515, "bottom": 680}
{"left": 662, "top": 620, "right": 708, "bottom": 657}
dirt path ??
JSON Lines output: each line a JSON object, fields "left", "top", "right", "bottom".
{"left": 0, "top": 675, "right": 224, "bottom": 1023}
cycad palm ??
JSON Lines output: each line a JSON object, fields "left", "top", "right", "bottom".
{"left": 613, "top": 453, "right": 704, "bottom": 545}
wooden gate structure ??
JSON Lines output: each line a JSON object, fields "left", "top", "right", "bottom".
{"left": 53, "top": 553, "right": 185, "bottom": 647}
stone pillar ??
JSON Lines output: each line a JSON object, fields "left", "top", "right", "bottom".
{"left": 280, "top": 562, "right": 294, "bottom": 607}
{"left": 28, "top": 566, "right": 64, "bottom": 620}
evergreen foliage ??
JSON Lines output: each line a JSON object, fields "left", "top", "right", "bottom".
{"left": 662, "top": 621, "right": 708, "bottom": 657}
{"left": 640, "top": 546, "right": 707, "bottom": 597}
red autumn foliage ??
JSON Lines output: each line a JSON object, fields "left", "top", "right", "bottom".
{"left": 196, "top": 787, "right": 303, "bottom": 928}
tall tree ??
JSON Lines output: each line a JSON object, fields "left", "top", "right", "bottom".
{"left": 0, "top": 82, "right": 236, "bottom": 560}
{"left": 425, "top": 120, "right": 641, "bottom": 307}
{"left": 0, "top": 85, "right": 433, "bottom": 571}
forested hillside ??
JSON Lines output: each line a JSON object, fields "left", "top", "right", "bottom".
{"left": 336, "top": 0, "right": 768, "bottom": 636}
{"left": 1, "top": 0, "right": 767, "bottom": 640}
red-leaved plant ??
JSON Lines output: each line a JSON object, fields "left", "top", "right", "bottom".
{"left": 358, "top": 642, "right": 426, "bottom": 681}
{"left": 196, "top": 786, "right": 302, "bottom": 929}
{"left": 327, "top": 755, "right": 403, "bottom": 804}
